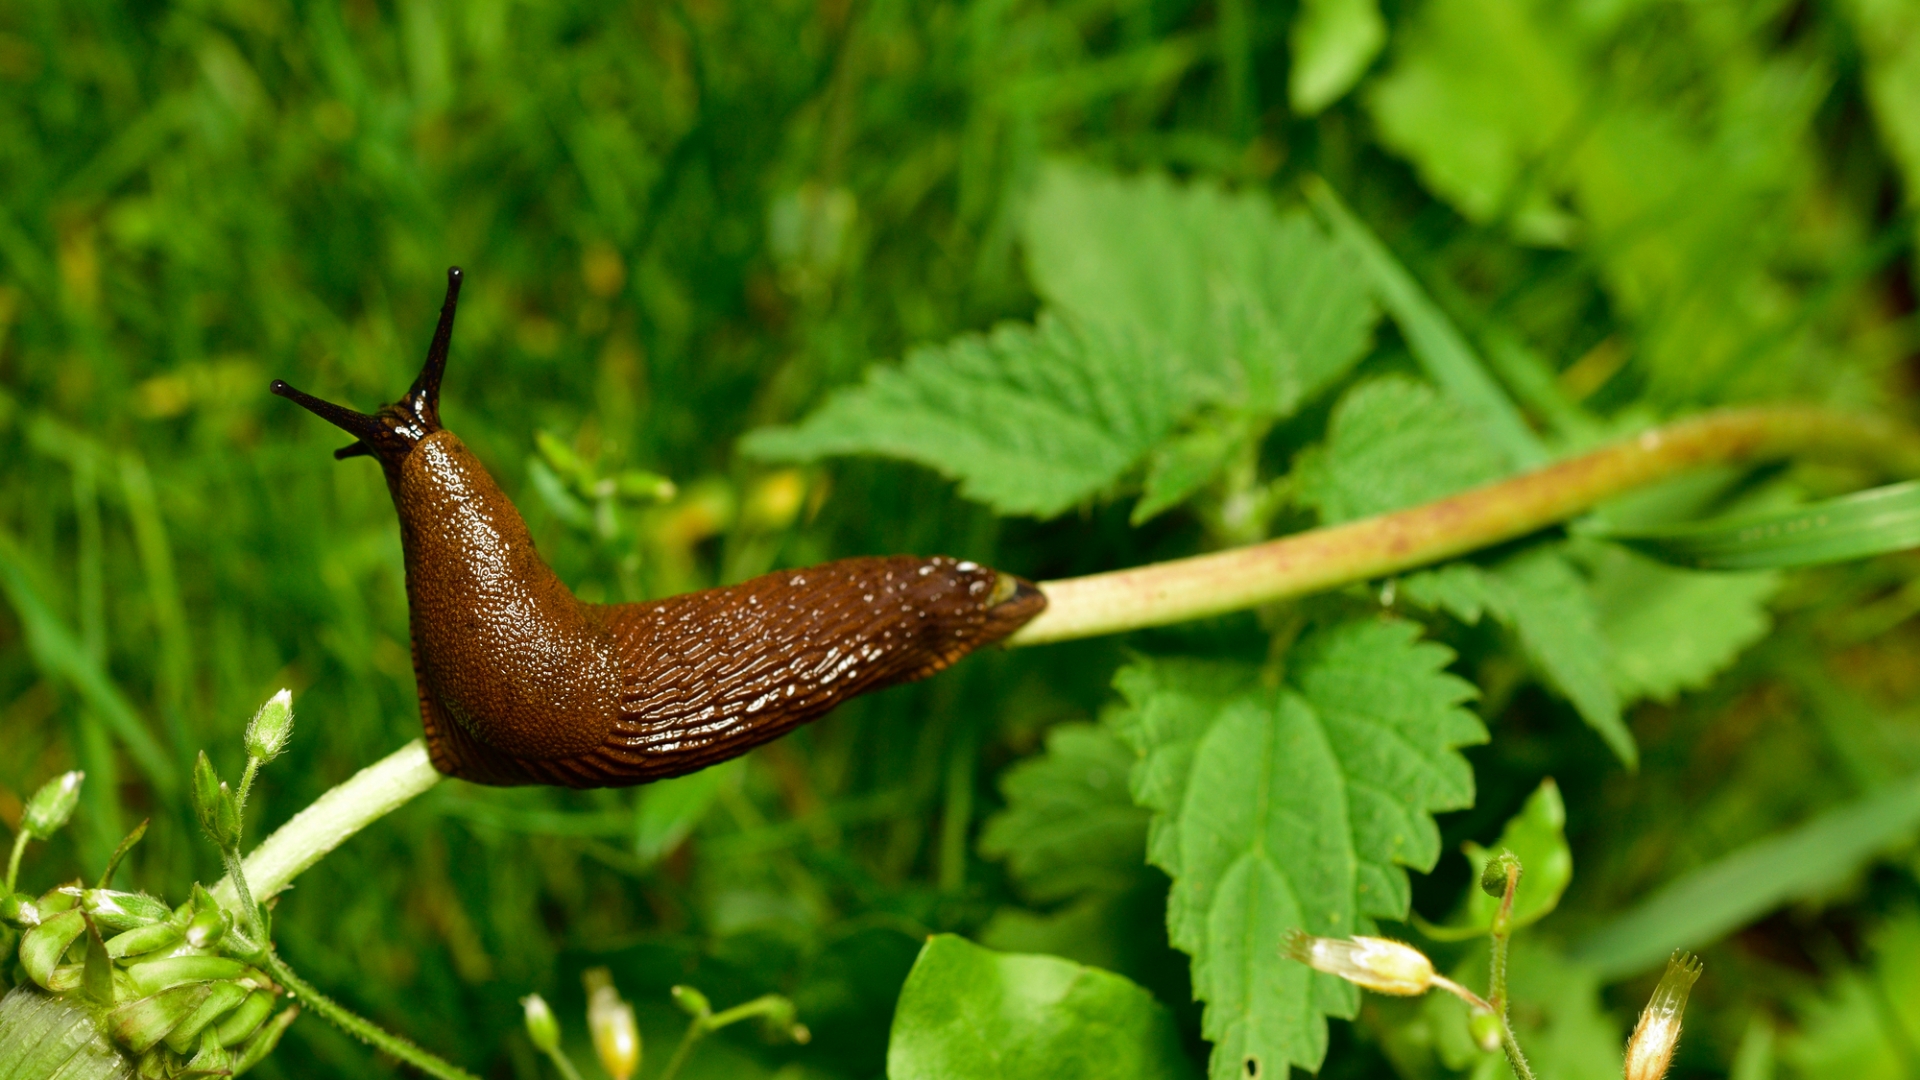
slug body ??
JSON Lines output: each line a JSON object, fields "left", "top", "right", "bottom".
{"left": 273, "top": 268, "right": 1045, "bottom": 788}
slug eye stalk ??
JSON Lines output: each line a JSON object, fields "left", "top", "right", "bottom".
{"left": 270, "top": 266, "right": 463, "bottom": 463}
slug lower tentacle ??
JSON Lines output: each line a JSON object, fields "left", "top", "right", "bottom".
{"left": 272, "top": 267, "right": 1046, "bottom": 788}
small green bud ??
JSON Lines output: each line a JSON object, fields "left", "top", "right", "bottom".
{"left": 185, "top": 904, "right": 230, "bottom": 949}
{"left": 21, "top": 908, "right": 86, "bottom": 988}
{"left": 0, "top": 889, "right": 33, "bottom": 928}
{"left": 83, "top": 913, "right": 115, "bottom": 1003}
{"left": 185, "top": 1032, "right": 232, "bottom": 1077}
{"left": 164, "top": 980, "right": 250, "bottom": 1054}
{"left": 212, "top": 989, "right": 277, "bottom": 1046}
{"left": 106, "top": 920, "right": 186, "bottom": 959}
{"left": 109, "top": 982, "right": 213, "bottom": 1053}
{"left": 191, "top": 752, "right": 240, "bottom": 848}
{"left": 124, "top": 954, "right": 250, "bottom": 996}
{"left": 670, "top": 984, "right": 712, "bottom": 1019}
{"left": 1468, "top": 1007, "right": 1503, "bottom": 1052}
{"left": 521, "top": 993, "right": 560, "bottom": 1053}
{"left": 245, "top": 689, "right": 295, "bottom": 763}
{"left": 22, "top": 770, "right": 84, "bottom": 838}
{"left": 83, "top": 888, "right": 173, "bottom": 932}
{"left": 616, "top": 469, "right": 677, "bottom": 502}
{"left": 1480, "top": 849, "right": 1522, "bottom": 898}
{"left": 229, "top": 1004, "right": 298, "bottom": 1075}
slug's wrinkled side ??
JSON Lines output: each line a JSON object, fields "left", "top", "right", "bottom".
{"left": 272, "top": 268, "right": 1045, "bottom": 788}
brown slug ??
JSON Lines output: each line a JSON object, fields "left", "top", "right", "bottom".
{"left": 270, "top": 267, "right": 1045, "bottom": 788}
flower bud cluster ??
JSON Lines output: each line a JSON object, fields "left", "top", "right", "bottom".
{"left": 4, "top": 873, "right": 294, "bottom": 1077}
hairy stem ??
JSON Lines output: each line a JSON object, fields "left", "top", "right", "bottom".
{"left": 1009, "top": 406, "right": 1920, "bottom": 645}
{"left": 218, "top": 407, "right": 1920, "bottom": 904}
{"left": 263, "top": 948, "right": 481, "bottom": 1080}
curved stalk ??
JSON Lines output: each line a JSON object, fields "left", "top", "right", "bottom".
{"left": 1009, "top": 406, "right": 1920, "bottom": 646}
{"left": 262, "top": 948, "right": 481, "bottom": 1080}
{"left": 219, "top": 407, "right": 1920, "bottom": 905}
{"left": 211, "top": 739, "right": 439, "bottom": 909}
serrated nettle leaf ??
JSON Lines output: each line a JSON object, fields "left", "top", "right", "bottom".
{"left": 978, "top": 722, "right": 1151, "bottom": 904}
{"left": 1111, "top": 618, "right": 1485, "bottom": 1078}
{"left": 1583, "top": 543, "right": 1776, "bottom": 704}
{"left": 1293, "top": 375, "right": 1511, "bottom": 525}
{"left": 1024, "top": 162, "right": 1378, "bottom": 420}
{"left": 1401, "top": 546, "right": 1635, "bottom": 767}
{"left": 886, "top": 934, "right": 1195, "bottom": 1080}
{"left": 747, "top": 164, "right": 1380, "bottom": 522}
{"left": 742, "top": 315, "right": 1193, "bottom": 518}
{"left": 1424, "top": 778, "right": 1571, "bottom": 940}
{"left": 1132, "top": 419, "right": 1256, "bottom": 526}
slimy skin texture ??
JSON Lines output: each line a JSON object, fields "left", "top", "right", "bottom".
{"left": 272, "top": 268, "right": 1045, "bottom": 788}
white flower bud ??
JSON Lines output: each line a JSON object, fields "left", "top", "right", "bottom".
{"left": 584, "top": 967, "right": 641, "bottom": 1080}
{"left": 1624, "top": 952, "right": 1703, "bottom": 1080}
{"left": 23, "top": 771, "right": 84, "bottom": 839}
{"left": 521, "top": 993, "right": 560, "bottom": 1053}
{"left": 245, "top": 689, "right": 295, "bottom": 763}
{"left": 1285, "top": 931, "right": 1435, "bottom": 996}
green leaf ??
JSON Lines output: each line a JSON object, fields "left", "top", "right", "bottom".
{"left": 1290, "top": 0, "right": 1387, "bottom": 114}
{"left": 1573, "top": 770, "right": 1920, "bottom": 979}
{"left": 632, "top": 758, "right": 741, "bottom": 866}
{"left": 1361, "top": 0, "right": 1583, "bottom": 245}
{"left": 1111, "top": 618, "right": 1485, "bottom": 1078}
{"left": 741, "top": 315, "right": 1190, "bottom": 518}
{"left": 1024, "top": 162, "right": 1377, "bottom": 422}
{"left": 1132, "top": 419, "right": 1252, "bottom": 526}
{"left": 1586, "top": 544, "right": 1777, "bottom": 704}
{"left": 1402, "top": 546, "right": 1634, "bottom": 767}
{"left": 886, "top": 934, "right": 1195, "bottom": 1080}
{"left": 1293, "top": 375, "right": 1510, "bottom": 524}
{"left": 1422, "top": 778, "right": 1571, "bottom": 940}
{"left": 977, "top": 723, "right": 1150, "bottom": 905}
{"left": 1598, "top": 481, "right": 1920, "bottom": 571}
{"left": 1782, "top": 910, "right": 1920, "bottom": 1080}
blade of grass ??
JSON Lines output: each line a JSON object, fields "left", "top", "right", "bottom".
{"left": 1595, "top": 480, "right": 1920, "bottom": 570}
{"left": 0, "top": 528, "right": 179, "bottom": 798}
{"left": 1573, "top": 770, "right": 1920, "bottom": 979}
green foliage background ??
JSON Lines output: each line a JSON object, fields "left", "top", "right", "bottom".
{"left": 4, "top": 0, "right": 1920, "bottom": 1077}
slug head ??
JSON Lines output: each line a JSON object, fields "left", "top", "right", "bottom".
{"left": 271, "top": 266, "right": 463, "bottom": 466}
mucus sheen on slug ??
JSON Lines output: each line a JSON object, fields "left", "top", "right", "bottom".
{"left": 272, "top": 268, "right": 1046, "bottom": 788}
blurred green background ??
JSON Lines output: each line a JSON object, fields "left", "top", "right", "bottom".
{"left": 4, "top": 0, "right": 1920, "bottom": 1077}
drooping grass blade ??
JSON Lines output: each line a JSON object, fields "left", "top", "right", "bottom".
{"left": 1599, "top": 480, "right": 1920, "bottom": 570}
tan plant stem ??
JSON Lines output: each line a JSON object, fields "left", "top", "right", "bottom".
{"left": 219, "top": 408, "right": 1920, "bottom": 906}
{"left": 1009, "top": 406, "right": 1920, "bottom": 646}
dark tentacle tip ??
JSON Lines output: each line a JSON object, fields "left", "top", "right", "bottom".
{"left": 272, "top": 268, "right": 468, "bottom": 465}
